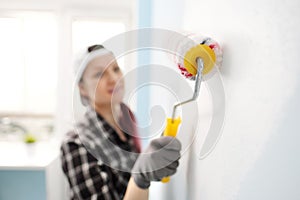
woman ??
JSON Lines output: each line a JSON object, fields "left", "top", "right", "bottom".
{"left": 60, "top": 45, "right": 181, "bottom": 200}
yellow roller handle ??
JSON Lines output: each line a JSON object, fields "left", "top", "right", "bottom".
{"left": 161, "top": 117, "right": 181, "bottom": 183}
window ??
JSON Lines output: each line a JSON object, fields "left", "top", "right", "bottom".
{"left": 72, "top": 19, "right": 126, "bottom": 70}
{"left": 0, "top": 12, "right": 58, "bottom": 115}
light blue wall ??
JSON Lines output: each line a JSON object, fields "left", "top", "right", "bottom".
{"left": 136, "top": 0, "right": 152, "bottom": 147}
{"left": 0, "top": 170, "right": 46, "bottom": 200}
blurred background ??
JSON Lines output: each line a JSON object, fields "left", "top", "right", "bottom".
{"left": 0, "top": 0, "right": 299, "bottom": 199}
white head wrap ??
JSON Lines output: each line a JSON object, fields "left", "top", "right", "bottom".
{"left": 74, "top": 47, "right": 112, "bottom": 84}
{"left": 74, "top": 46, "right": 113, "bottom": 105}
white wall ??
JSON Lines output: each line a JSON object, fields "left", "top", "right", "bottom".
{"left": 146, "top": 0, "right": 300, "bottom": 199}
{"left": 181, "top": 0, "right": 300, "bottom": 199}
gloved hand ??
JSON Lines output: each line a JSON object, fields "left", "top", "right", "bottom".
{"left": 131, "top": 136, "right": 181, "bottom": 189}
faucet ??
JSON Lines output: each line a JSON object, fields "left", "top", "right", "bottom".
{"left": 0, "top": 117, "right": 28, "bottom": 135}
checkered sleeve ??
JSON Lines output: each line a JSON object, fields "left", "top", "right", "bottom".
{"left": 60, "top": 137, "right": 116, "bottom": 200}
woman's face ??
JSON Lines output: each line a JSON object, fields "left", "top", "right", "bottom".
{"left": 79, "top": 53, "right": 124, "bottom": 107}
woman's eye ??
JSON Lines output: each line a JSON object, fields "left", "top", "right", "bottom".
{"left": 114, "top": 66, "right": 120, "bottom": 72}
{"left": 94, "top": 71, "right": 103, "bottom": 78}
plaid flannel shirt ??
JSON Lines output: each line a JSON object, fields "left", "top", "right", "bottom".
{"left": 60, "top": 103, "right": 140, "bottom": 200}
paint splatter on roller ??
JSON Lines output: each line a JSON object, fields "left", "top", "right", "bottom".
{"left": 176, "top": 35, "right": 222, "bottom": 80}
{"left": 161, "top": 35, "right": 223, "bottom": 183}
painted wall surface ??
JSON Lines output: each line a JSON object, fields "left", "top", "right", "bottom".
{"left": 180, "top": 0, "right": 300, "bottom": 199}
{"left": 148, "top": 0, "right": 300, "bottom": 199}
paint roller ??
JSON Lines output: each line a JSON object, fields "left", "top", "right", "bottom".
{"left": 161, "top": 35, "right": 222, "bottom": 183}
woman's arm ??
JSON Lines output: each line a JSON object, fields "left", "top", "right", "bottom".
{"left": 123, "top": 178, "right": 149, "bottom": 200}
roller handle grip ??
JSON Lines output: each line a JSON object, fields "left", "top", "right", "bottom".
{"left": 161, "top": 117, "right": 181, "bottom": 183}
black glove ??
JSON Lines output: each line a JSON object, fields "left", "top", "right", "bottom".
{"left": 131, "top": 136, "right": 181, "bottom": 189}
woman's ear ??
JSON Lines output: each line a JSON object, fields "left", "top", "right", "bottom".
{"left": 78, "top": 82, "right": 89, "bottom": 99}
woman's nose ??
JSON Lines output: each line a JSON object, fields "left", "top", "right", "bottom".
{"left": 107, "top": 71, "right": 119, "bottom": 83}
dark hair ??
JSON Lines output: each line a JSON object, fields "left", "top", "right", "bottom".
{"left": 78, "top": 45, "right": 105, "bottom": 83}
{"left": 87, "top": 44, "right": 105, "bottom": 53}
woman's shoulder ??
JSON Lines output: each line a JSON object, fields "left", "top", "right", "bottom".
{"left": 61, "top": 130, "right": 83, "bottom": 148}
{"left": 60, "top": 130, "right": 95, "bottom": 161}
{"left": 61, "top": 116, "right": 95, "bottom": 146}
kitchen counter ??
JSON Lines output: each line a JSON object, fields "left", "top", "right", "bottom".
{"left": 0, "top": 140, "right": 59, "bottom": 170}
